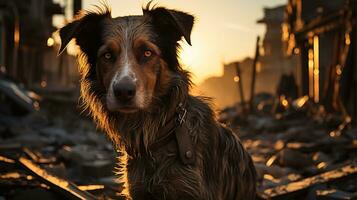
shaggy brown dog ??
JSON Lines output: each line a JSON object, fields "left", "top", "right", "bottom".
{"left": 59, "top": 4, "right": 256, "bottom": 200}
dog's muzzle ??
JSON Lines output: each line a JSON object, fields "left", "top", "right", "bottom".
{"left": 112, "top": 76, "right": 136, "bottom": 104}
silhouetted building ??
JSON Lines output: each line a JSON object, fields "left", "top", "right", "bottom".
{"left": 257, "top": 5, "right": 298, "bottom": 95}
{"left": 199, "top": 58, "right": 253, "bottom": 108}
{"left": 199, "top": 4, "right": 298, "bottom": 108}
{"left": 258, "top": 6, "right": 285, "bottom": 63}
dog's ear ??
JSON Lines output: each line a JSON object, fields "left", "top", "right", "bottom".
{"left": 58, "top": 9, "right": 111, "bottom": 55}
{"left": 143, "top": 7, "right": 194, "bottom": 45}
{"left": 58, "top": 20, "right": 81, "bottom": 54}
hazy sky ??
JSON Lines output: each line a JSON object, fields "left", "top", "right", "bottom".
{"left": 81, "top": 0, "right": 287, "bottom": 84}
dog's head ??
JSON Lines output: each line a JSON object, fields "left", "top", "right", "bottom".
{"left": 59, "top": 5, "right": 194, "bottom": 113}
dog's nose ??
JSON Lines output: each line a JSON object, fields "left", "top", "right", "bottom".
{"left": 113, "top": 77, "right": 136, "bottom": 102}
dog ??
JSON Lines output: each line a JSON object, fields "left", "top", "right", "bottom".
{"left": 59, "top": 3, "right": 256, "bottom": 200}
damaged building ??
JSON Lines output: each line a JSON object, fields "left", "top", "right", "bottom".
{"left": 0, "top": 0, "right": 79, "bottom": 90}
{"left": 199, "top": 4, "right": 298, "bottom": 108}
{"left": 284, "top": 0, "right": 357, "bottom": 123}
{"left": 218, "top": 2, "right": 357, "bottom": 198}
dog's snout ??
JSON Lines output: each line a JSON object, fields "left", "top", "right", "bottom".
{"left": 113, "top": 77, "right": 136, "bottom": 102}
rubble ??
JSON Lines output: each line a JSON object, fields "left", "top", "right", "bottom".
{"left": 0, "top": 74, "right": 39, "bottom": 114}
{"left": 220, "top": 93, "right": 357, "bottom": 200}
{"left": 0, "top": 91, "right": 120, "bottom": 199}
{"left": 2, "top": 79, "right": 355, "bottom": 199}
{"left": 259, "top": 163, "right": 357, "bottom": 200}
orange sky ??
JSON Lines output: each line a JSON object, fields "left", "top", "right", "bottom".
{"left": 61, "top": 0, "right": 286, "bottom": 84}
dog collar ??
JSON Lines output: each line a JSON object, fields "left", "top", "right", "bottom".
{"left": 149, "top": 102, "right": 195, "bottom": 165}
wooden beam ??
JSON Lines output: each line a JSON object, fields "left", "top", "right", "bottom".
{"left": 259, "top": 163, "right": 357, "bottom": 200}
{"left": 235, "top": 62, "right": 245, "bottom": 109}
{"left": 18, "top": 157, "right": 97, "bottom": 200}
{"left": 249, "top": 36, "right": 260, "bottom": 111}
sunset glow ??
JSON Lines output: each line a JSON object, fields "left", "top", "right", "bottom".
{"left": 75, "top": 0, "right": 287, "bottom": 84}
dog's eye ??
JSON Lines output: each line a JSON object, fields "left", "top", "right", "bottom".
{"left": 143, "top": 50, "right": 152, "bottom": 58}
{"left": 104, "top": 52, "right": 112, "bottom": 60}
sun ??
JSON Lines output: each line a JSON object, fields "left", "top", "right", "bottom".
{"left": 178, "top": 42, "right": 196, "bottom": 69}
{"left": 179, "top": 40, "right": 207, "bottom": 82}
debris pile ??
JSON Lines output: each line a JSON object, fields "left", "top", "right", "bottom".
{"left": 1, "top": 74, "right": 357, "bottom": 200}
{"left": 0, "top": 77, "right": 121, "bottom": 199}
{"left": 220, "top": 94, "right": 357, "bottom": 200}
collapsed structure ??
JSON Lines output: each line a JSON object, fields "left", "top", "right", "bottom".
{"left": 283, "top": 0, "right": 357, "bottom": 123}
{"left": 0, "top": 0, "right": 80, "bottom": 90}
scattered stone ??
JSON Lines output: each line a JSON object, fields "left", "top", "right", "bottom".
{"left": 255, "top": 163, "right": 294, "bottom": 181}
{"left": 81, "top": 160, "right": 114, "bottom": 178}
{"left": 40, "top": 127, "right": 68, "bottom": 138}
{"left": 278, "top": 148, "right": 314, "bottom": 169}
{"left": 11, "top": 188, "right": 58, "bottom": 200}
{"left": 0, "top": 79, "right": 117, "bottom": 199}
{"left": 312, "top": 152, "right": 333, "bottom": 165}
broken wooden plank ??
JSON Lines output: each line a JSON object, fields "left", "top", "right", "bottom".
{"left": 0, "top": 155, "right": 15, "bottom": 164}
{"left": 23, "top": 147, "right": 56, "bottom": 164}
{"left": 315, "top": 189, "right": 357, "bottom": 200}
{"left": 259, "top": 163, "right": 357, "bottom": 200}
{"left": 18, "top": 156, "right": 97, "bottom": 200}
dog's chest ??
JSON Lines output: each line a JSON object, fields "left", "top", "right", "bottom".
{"left": 126, "top": 142, "right": 186, "bottom": 199}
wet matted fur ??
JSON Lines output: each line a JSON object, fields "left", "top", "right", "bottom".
{"left": 59, "top": 3, "right": 256, "bottom": 200}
